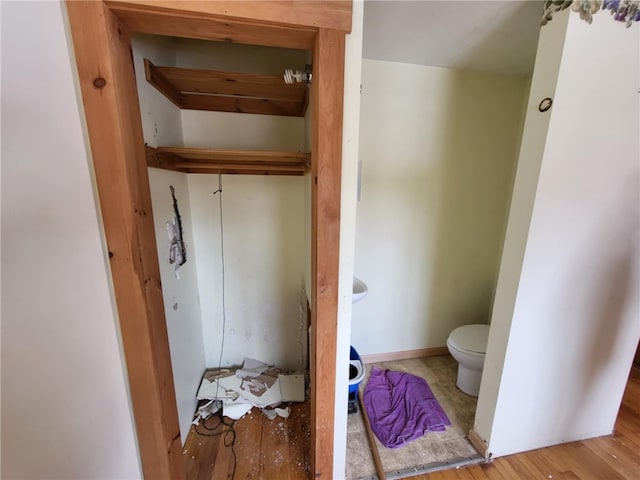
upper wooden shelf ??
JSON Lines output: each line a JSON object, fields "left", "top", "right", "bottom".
{"left": 146, "top": 146, "right": 310, "bottom": 176}
{"left": 144, "top": 59, "right": 309, "bottom": 117}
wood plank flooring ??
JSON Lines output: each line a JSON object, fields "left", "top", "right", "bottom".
{"left": 183, "top": 401, "right": 311, "bottom": 480}
{"left": 183, "top": 367, "right": 640, "bottom": 480}
{"left": 418, "top": 367, "right": 640, "bottom": 480}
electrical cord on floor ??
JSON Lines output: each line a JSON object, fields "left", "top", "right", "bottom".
{"left": 194, "top": 410, "right": 237, "bottom": 479}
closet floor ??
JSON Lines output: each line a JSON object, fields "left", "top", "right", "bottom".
{"left": 346, "top": 355, "right": 480, "bottom": 480}
{"left": 183, "top": 400, "right": 311, "bottom": 480}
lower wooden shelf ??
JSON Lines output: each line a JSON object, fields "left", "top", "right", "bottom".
{"left": 146, "top": 146, "right": 311, "bottom": 176}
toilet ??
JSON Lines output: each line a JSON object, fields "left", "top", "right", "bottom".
{"left": 446, "top": 324, "right": 490, "bottom": 397}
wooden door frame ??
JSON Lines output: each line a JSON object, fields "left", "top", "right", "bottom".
{"left": 66, "top": 1, "right": 350, "bottom": 478}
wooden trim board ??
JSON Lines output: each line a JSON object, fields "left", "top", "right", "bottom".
{"left": 361, "top": 347, "right": 450, "bottom": 364}
{"left": 66, "top": 1, "right": 349, "bottom": 478}
{"left": 155, "top": 66, "right": 306, "bottom": 101}
{"left": 106, "top": 0, "right": 353, "bottom": 33}
{"left": 179, "top": 93, "right": 304, "bottom": 116}
{"left": 144, "top": 59, "right": 307, "bottom": 116}
{"left": 358, "top": 387, "right": 387, "bottom": 480}
{"left": 146, "top": 145, "right": 310, "bottom": 175}
{"left": 106, "top": 7, "right": 317, "bottom": 50}
{"left": 150, "top": 146, "right": 310, "bottom": 164}
{"left": 468, "top": 428, "right": 490, "bottom": 459}
{"left": 309, "top": 28, "right": 346, "bottom": 479}
{"left": 65, "top": 2, "right": 183, "bottom": 478}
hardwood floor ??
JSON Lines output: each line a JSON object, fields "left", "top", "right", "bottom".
{"left": 183, "top": 401, "right": 311, "bottom": 480}
{"left": 418, "top": 367, "right": 640, "bottom": 480}
{"left": 183, "top": 368, "right": 639, "bottom": 479}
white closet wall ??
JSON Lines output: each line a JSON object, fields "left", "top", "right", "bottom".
{"left": 133, "top": 36, "right": 183, "bottom": 147}
{"left": 188, "top": 172, "right": 307, "bottom": 370}
{"left": 174, "top": 40, "right": 309, "bottom": 370}
{"left": 133, "top": 35, "right": 206, "bottom": 443}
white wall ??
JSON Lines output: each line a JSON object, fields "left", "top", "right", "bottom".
{"left": 174, "top": 38, "right": 306, "bottom": 75}
{"left": 188, "top": 173, "right": 307, "bottom": 370}
{"left": 147, "top": 169, "right": 204, "bottom": 442}
{"left": 176, "top": 42, "right": 308, "bottom": 370}
{"left": 475, "top": 12, "right": 569, "bottom": 444}
{"left": 334, "top": 2, "right": 364, "bottom": 478}
{"left": 1, "top": 2, "right": 141, "bottom": 478}
{"left": 352, "top": 59, "right": 528, "bottom": 355}
{"left": 132, "top": 35, "right": 205, "bottom": 443}
{"left": 478, "top": 11, "right": 640, "bottom": 456}
{"left": 132, "top": 35, "right": 183, "bottom": 148}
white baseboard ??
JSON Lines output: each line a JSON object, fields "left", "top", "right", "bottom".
{"left": 360, "top": 346, "right": 450, "bottom": 364}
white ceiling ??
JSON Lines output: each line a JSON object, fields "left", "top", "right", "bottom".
{"left": 363, "top": 1, "right": 544, "bottom": 76}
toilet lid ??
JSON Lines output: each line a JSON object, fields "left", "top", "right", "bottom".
{"left": 449, "top": 324, "right": 490, "bottom": 353}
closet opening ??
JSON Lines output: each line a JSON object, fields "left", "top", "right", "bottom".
{"left": 133, "top": 33, "right": 315, "bottom": 478}
{"left": 66, "top": 2, "right": 351, "bottom": 478}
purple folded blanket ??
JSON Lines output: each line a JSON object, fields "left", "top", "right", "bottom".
{"left": 363, "top": 367, "right": 451, "bottom": 448}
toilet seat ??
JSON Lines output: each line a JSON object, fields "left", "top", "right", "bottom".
{"left": 447, "top": 340, "right": 485, "bottom": 359}
{"left": 447, "top": 324, "right": 490, "bottom": 355}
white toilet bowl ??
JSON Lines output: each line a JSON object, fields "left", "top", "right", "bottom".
{"left": 446, "top": 324, "right": 490, "bottom": 397}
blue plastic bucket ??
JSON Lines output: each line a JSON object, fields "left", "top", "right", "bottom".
{"left": 348, "top": 346, "right": 364, "bottom": 394}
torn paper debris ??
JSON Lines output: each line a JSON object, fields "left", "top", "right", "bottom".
{"left": 275, "top": 407, "right": 291, "bottom": 419}
{"left": 203, "top": 368, "right": 234, "bottom": 382}
{"left": 242, "top": 357, "right": 269, "bottom": 371}
{"left": 239, "top": 369, "right": 277, "bottom": 395}
{"left": 235, "top": 357, "right": 271, "bottom": 378}
{"left": 196, "top": 367, "right": 288, "bottom": 405}
{"left": 196, "top": 360, "right": 306, "bottom": 421}
{"left": 192, "top": 400, "right": 220, "bottom": 425}
{"left": 237, "top": 378, "right": 282, "bottom": 407}
{"left": 223, "top": 402, "right": 253, "bottom": 420}
{"left": 196, "top": 378, "right": 238, "bottom": 401}
{"left": 279, "top": 374, "right": 305, "bottom": 402}
{"left": 242, "top": 377, "right": 268, "bottom": 396}
{"left": 262, "top": 408, "right": 278, "bottom": 420}
{"left": 216, "top": 374, "right": 243, "bottom": 393}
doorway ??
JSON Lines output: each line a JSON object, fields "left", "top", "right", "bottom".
{"left": 65, "top": 1, "right": 351, "bottom": 478}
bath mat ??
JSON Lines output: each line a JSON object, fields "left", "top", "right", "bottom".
{"left": 363, "top": 367, "right": 451, "bottom": 448}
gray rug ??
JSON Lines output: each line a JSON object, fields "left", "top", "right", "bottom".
{"left": 346, "top": 355, "right": 480, "bottom": 480}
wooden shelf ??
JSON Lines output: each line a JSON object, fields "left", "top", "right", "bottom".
{"left": 146, "top": 146, "right": 310, "bottom": 176}
{"left": 144, "top": 60, "right": 309, "bottom": 117}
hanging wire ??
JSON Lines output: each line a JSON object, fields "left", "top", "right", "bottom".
{"left": 194, "top": 172, "right": 236, "bottom": 480}
{"left": 213, "top": 173, "right": 227, "bottom": 385}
